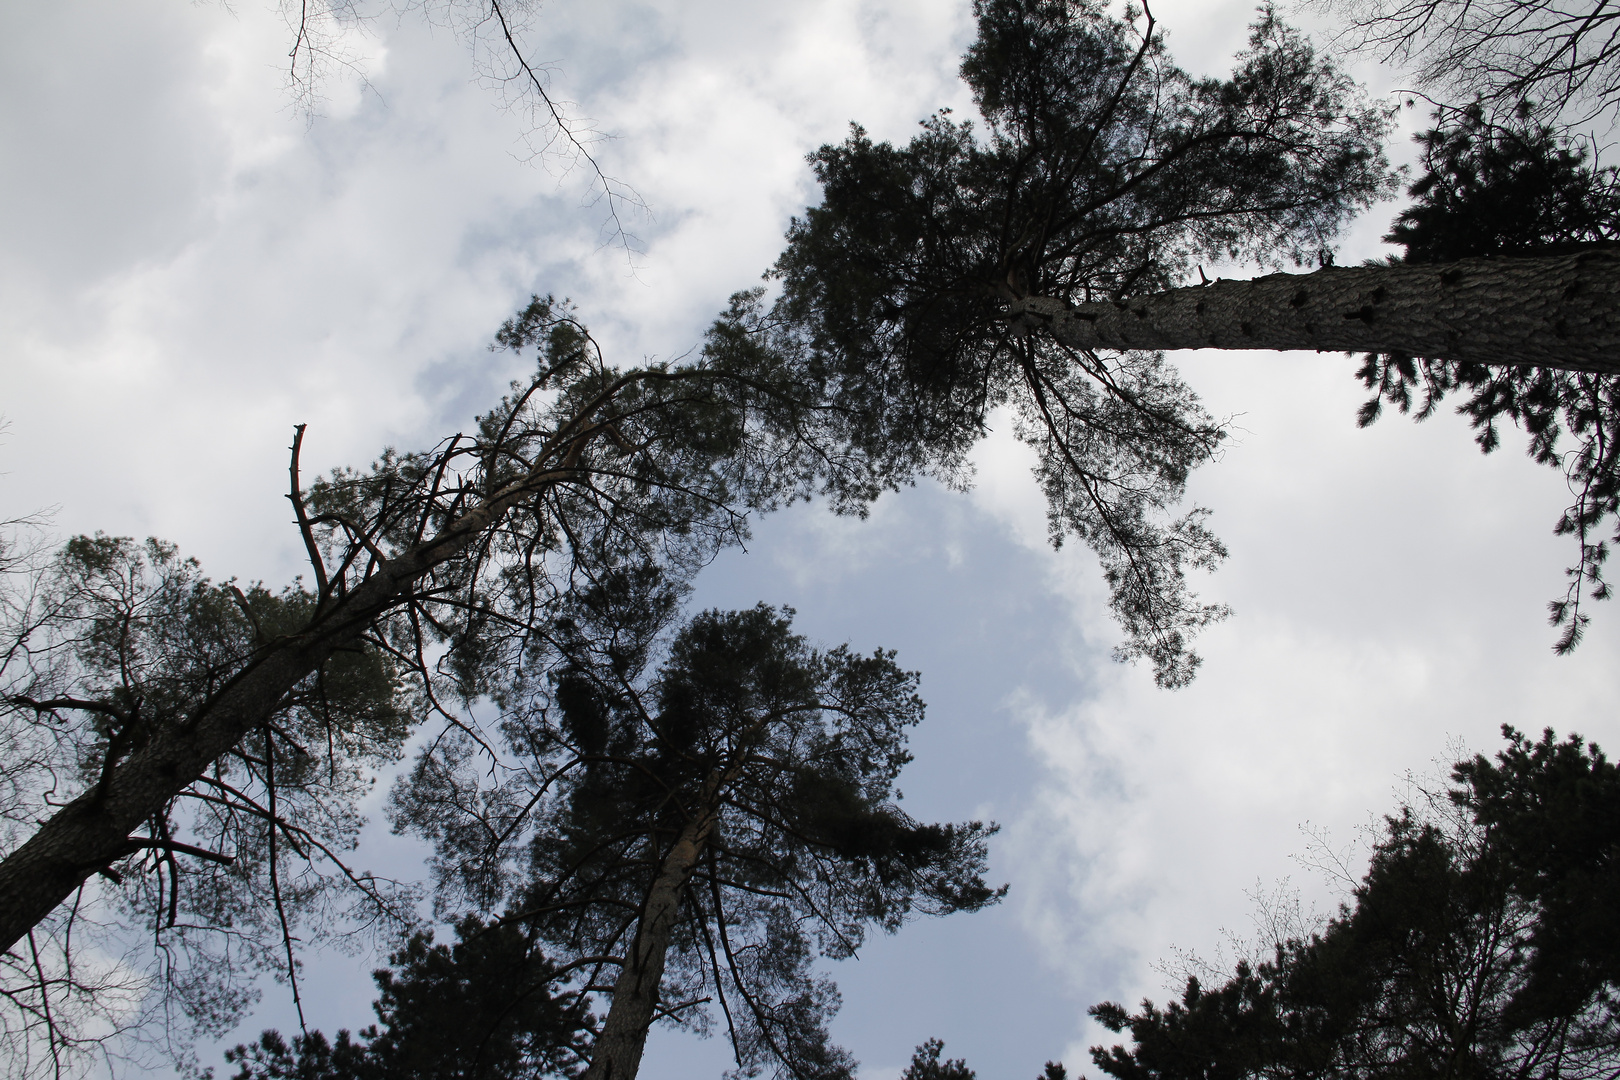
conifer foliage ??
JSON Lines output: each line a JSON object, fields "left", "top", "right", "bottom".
{"left": 384, "top": 572, "right": 1003, "bottom": 1080}
{"left": 901, "top": 728, "right": 1620, "bottom": 1080}
{"left": 0, "top": 294, "right": 927, "bottom": 1070}
{"left": 0, "top": 534, "right": 414, "bottom": 1069}
{"left": 758, "top": 0, "right": 1396, "bottom": 685}
{"left": 1083, "top": 727, "right": 1620, "bottom": 1080}
{"left": 1358, "top": 106, "right": 1620, "bottom": 650}
{"left": 226, "top": 916, "right": 590, "bottom": 1080}
{"left": 762, "top": 0, "right": 1620, "bottom": 660}
{"left": 900, "top": 1038, "right": 979, "bottom": 1080}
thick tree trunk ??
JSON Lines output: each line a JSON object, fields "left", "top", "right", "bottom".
{"left": 0, "top": 461, "right": 574, "bottom": 957}
{"left": 1009, "top": 250, "right": 1620, "bottom": 375}
{"left": 584, "top": 788, "right": 722, "bottom": 1080}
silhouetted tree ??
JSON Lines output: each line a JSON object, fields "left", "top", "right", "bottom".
{"left": 1384, "top": 107, "right": 1620, "bottom": 261}
{"left": 225, "top": 915, "right": 591, "bottom": 1080}
{"left": 1083, "top": 726, "right": 1620, "bottom": 1080}
{"left": 1359, "top": 104, "right": 1620, "bottom": 649}
{"left": 0, "top": 295, "right": 914, "bottom": 1067}
{"left": 897, "top": 1039, "right": 1067, "bottom": 1080}
{"left": 0, "top": 534, "right": 414, "bottom": 1075}
{"left": 389, "top": 575, "right": 1004, "bottom": 1080}
{"left": 901, "top": 1038, "right": 977, "bottom": 1080}
{"left": 760, "top": 0, "right": 1620, "bottom": 673}
{"left": 757, "top": 0, "right": 1396, "bottom": 686}
{"left": 1452, "top": 726, "right": 1620, "bottom": 1031}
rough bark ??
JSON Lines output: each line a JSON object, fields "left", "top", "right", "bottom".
{"left": 583, "top": 779, "right": 722, "bottom": 1080}
{"left": 0, "top": 460, "right": 576, "bottom": 958}
{"left": 1009, "top": 250, "right": 1620, "bottom": 375}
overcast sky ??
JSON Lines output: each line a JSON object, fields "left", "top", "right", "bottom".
{"left": 4, "top": 2, "right": 1619, "bottom": 1078}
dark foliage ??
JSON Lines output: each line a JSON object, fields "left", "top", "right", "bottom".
{"left": 1357, "top": 105, "right": 1620, "bottom": 651}
{"left": 226, "top": 915, "right": 590, "bottom": 1080}
{"left": 388, "top": 571, "right": 1002, "bottom": 1080}
{"left": 901, "top": 1038, "right": 977, "bottom": 1080}
{"left": 897, "top": 1038, "right": 1067, "bottom": 1080}
{"left": 1084, "top": 726, "right": 1620, "bottom": 1080}
{"left": 756, "top": 0, "right": 1394, "bottom": 685}
{"left": 0, "top": 289, "right": 925, "bottom": 1070}
{"left": 306, "top": 292, "right": 944, "bottom": 723}
{"left": 1452, "top": 726, "right": 1620, "bottom": 1029}
{"left": 0, "top": 535, "right": 415, "bottom": 1065}
{"left": 1385, "top": 105, "right": 1620, "bottom": 260}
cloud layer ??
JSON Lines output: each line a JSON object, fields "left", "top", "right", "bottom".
{"left": 4, "top": 2, "right": 1617, "bottom": 1078}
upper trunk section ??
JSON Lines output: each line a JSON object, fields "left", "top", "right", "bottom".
{"left": 1011, "top": 250, "right": 1620, "bottom": 375}
{"left": 582, "top": 783, "right": 723, "bottom": 1080}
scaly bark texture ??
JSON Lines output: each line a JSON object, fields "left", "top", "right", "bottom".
{"left": 0, "top": 461, "right": 576, "bottom": 957}
{"left": 1010, "top": 251, "right": 1620, "bottom": 375}
{"left": 583, "top": 781, "right": 722, "bottom": 1080}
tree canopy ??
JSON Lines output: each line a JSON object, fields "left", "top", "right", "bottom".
{"left": 1083, "top": 726, "right": 1620, "bottom": 1080}
{"left": 0, "top": 295, "right": 922, "bottom": 1071}
{"left": 224, "top": 579, "right": 1001, "bottom": 1080}
{"left": 224, "top": 916, "right": 590, "bottom": 1080}
{"left": 390, "top": 576, "right": 1002, "bottom": 1080}
{"left": 753, "top": 0, "right": 1396, "bottom": 686}
{"left": 894, "top": 727, "right": 1620, "bottom": 1080}
{"left": 0, "top": 533, "right": 414, "bottom": 1072}
{"left": 10, "top": 3, "right": 1620, "bottom": 1074}
{"left": 1451, "top": 725, "right": 1620, "bottom": 1028}
{"left": 756, "top": 0, "right": 1620, "bottom": 663}
{"left": 1358, "top": 104, "right": 1620, "bottom": 649}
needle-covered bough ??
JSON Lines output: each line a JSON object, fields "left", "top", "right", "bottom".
{"left": 0, "top": 296, "right": 919, "bottom": 1066}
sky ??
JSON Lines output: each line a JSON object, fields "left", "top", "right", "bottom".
{"left": 3, "top": 1, "right": 1619, "bottom": 1078}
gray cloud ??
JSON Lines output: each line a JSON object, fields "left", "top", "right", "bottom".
{"left": 4, "top": 2, "right": 1616, "bottom": 1078}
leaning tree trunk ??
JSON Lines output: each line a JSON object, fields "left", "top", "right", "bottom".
{"left": 1009, "top": 250, "right": 1620, "bottom": 375}
{"left": 0, "top": 452, "right": 585, "bottom": 957}
{"left": 584, "top": 783, "right": 724, "bottom": 1080}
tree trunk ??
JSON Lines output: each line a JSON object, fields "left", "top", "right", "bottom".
{"left": 0, "top": 459, "right": 576, "bottom": 957}
{"left": 584, "top": 787, "right": 723, "bottom": 1080}
{"left": 1009, "top": 250, "right": 1620, "bottom": 375}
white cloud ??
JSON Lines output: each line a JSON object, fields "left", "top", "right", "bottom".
{"left": 982, "top": 348, "right": 1620, "bottom": 1052}
{"left": 4, "top": 1, "right": 1616, "bottom": 1077}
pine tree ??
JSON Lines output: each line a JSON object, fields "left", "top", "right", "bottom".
{"left": 0, "top": 295, "right": 916, "bottom": 1056}
{"left": 1084, "top": 727, "right": 1620, "bottom": 1080}
{"left": 759, "top": 0, "right": 1620, "bottom": 669}
{"left": 389, "top": 572, "right": 1004, "bottom": 1080}
{"left": 225, "top": 916, "right": 591, "bottom": 1080}
{"left": 755, "top": 0, "right": 1397, "bottom": 686}
{"left": 1358, "top": 105, "right": 1620, "bottom": 649}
